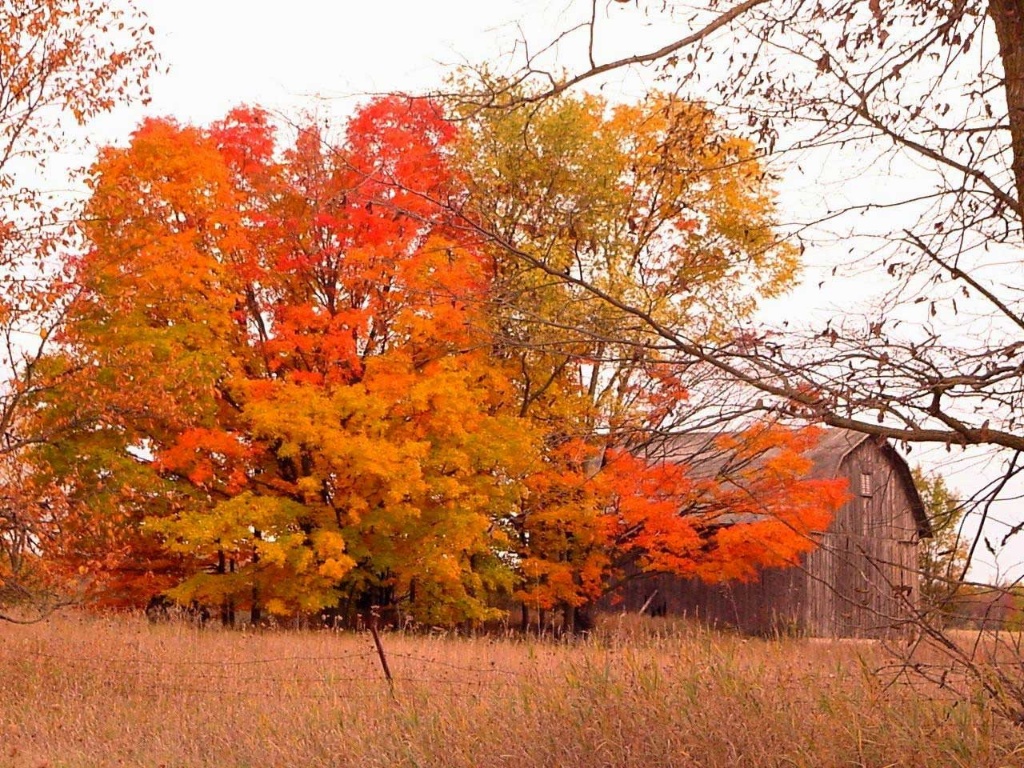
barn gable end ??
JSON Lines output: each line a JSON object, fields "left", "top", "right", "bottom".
{"left": 602, "top": 429, "right": 930, "bottom": 637}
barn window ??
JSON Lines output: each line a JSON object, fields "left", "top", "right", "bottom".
{"left": 859, "top": 472, "right": 873, "bottom": 497}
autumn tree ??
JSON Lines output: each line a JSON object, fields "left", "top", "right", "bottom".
{"left": 0, "top": 0, "right": 157, "bottom": 452}
{"left": 913, "top": 468, "right": 969, "bottom": 613}
{"left": 454, "top": 88, "right": 797, "bottom": 431}
{"left": 27, "top": 99, "right": 551, "bottom": 624}
{"left": 0, "top": 0, "right": 156, "bottom": 621}
{"left": 450, "top": 89, "right": 844, "bottom": 631}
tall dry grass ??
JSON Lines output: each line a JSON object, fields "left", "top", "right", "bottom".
{"left": 1, "top": 613, "right": 1022, "bottom": 767}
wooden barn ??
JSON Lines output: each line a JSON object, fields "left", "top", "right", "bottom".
{"left": 604, "top": 429, "right": 932, "bottom": 637}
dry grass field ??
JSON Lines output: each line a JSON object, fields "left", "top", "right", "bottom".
{"left": 1, "top": 614, "right": 1023, "bottom": 768}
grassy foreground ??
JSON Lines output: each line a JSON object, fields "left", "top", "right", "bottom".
{"left": 1, "top": 614, "right": 1022, "bottom": 767}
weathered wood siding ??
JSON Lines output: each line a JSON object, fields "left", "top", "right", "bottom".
{"left": 804, "top": 441, "right": 920, "bottom": 636}
{"left": 607, "top": 565, "right": 808, "bottom": 635}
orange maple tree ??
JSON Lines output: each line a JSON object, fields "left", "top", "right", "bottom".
{"left": 32, "top": 99, "right": 541, "bottom": 623}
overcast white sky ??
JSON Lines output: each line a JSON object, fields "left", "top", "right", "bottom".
{"left": 87, "top": 0, "right": 684, "bottom": 137}
{"left": 70, "top": 1, "right": 1023, "bottom": 582}
{"left": 93, "top": 2, "right": 552, "bottom": 132}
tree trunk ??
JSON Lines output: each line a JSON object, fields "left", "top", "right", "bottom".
{"left": 251, "top": 584, "right": 261, "bottom": 626}
{"left": 251, "top": 532, "right": 262, "bottom": 626}
{"left": 562, "top": 603, "right": 575, "bottom": 636}
{"left": 217, "top": 548, "right": 235, "bottom": 628}
{"left": 561, "top": 603, "right": 595, "bottom": 636}
{"left": 989, "top": 0, "right": 1024, "bottom": 217}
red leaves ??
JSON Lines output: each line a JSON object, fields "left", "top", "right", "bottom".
{"left": 210, "top": 106, "right": 277, "bottom": 179}
{"left": 686, "top": 426, "right": 849, "bottom": 583}
{"left": 345, "top": 96, "right": 458, "bottom": 197}
{"left": 155, "top": 428, "right": 252, "bottom": 495}
{"left": 516, "top": 426, "right": 847, "bottom": 611}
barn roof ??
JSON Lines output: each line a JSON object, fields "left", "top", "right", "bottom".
{"left": 642, "top": 428, "right": 931, "bottom": 538}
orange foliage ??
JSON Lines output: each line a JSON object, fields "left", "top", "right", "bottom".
{"left": 29, "top": 95, "right": 845, "bottom": 626}
{"left": 35, "top": 98, "right": 535, "bottom": 621}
